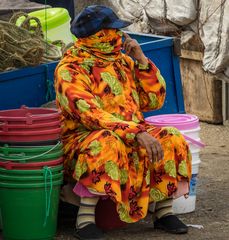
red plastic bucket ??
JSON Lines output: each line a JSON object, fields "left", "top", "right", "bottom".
{"left": 0, "top": 128, "right": 61, "bottom": 142}
{"left": 0, "top": 106, "right": 61, "bottom": 125}
{"left": 95, "top": 198, "right": 127, "bottom": 230}
{"left": 0, "top": 139, "right": 60, "bottom": 147}
{"left": 0, "top": 157, "right": 63, "bottom": 170}
{"left": 0, "top": 120, "right": 61, "bottom": 132}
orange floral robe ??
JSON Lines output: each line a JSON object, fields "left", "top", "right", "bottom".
{"left": 54, "top": 29, "right": 192, "bottom": 223}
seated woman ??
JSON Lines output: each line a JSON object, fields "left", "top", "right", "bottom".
{"left": 55, "top": 5, "right": 192, "bottom": 240}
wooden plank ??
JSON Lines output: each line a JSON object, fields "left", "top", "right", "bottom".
{"left": 180, "top": 56, "right": 223, "bottom": 123}
{"left": 172, "top": 52, "right": 185, "bottom": 113}
{"left": 222, "top": 81, "right": 229, "bottom": 125}
{"left": 181, "top": 50, "right": 203, "bottom": 61}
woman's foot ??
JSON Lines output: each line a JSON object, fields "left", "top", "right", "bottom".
{"left": 74, "top": 223, "right": 105, "bottom": 240}
{"left": 154, "top": 215, "right": 188, "bottom": 234}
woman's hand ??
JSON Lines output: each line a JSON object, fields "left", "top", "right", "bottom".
{"left": 136, "top": 132, "right": 164, "bottom": 163}
{"left": 123, "top": 32, "right": 148, "bottom": 65}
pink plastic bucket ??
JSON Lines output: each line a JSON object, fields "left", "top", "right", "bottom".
{"left": 145, "top": 114, "right": 204, "bottom": 148}
{"left": 145, "top": 114, "right": 199, "bottom": 130}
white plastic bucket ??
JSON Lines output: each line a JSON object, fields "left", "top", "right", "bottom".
{"left": 172, "top": 149, "right": 201, "bottom": 214}
{"left": 181, "top": 127, "right": 204, "bottom": 152}
{"left": 145, "top": 114, "right": 204, "bottom": 214}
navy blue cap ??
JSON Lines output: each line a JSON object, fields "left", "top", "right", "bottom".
{"left": 71, "top": 5, "right": 132, "bottom": 38}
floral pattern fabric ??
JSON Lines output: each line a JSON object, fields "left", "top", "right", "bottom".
{"left": 55, "top": 29, "right": 192, "bottom": 223}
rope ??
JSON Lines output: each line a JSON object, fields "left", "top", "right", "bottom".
{"left": 198, "top": 0, "right": 226, "bottom": 112}
{"left": 44, "top": 0, "right": 48, "bottom": 62}
{"left": 42, "top": 1, "right": 65, "bottom": 102}
{"left": 43, "top": 166, "right": 53, "bottom": 226}
{"left": 213, "top": 0, "right": 225, "bottom": 60}
{"left": 0, "top": 12, "right": 61, "bottom": 72}
{"left": 163, "top": 0, "right": 168, "bottom": 20}
{"left": 45, "top": 64, "right": 55, "bottom": 102}
{"left": 199, "top": 0, "right": 227, "bottom": 28}
{"left": 42, "top": 2, "right": 58, "bottom": 221}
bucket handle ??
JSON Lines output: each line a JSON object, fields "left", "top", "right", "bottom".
{"left": 43, "top": 166, "right": 53, "bottom": 226}
{"left": 183, "top": 134, "right": 205, "bottom": 148}
{"left": 0, "top": 141, "right": 62, "bottom": 160}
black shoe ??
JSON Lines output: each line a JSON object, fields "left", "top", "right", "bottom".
{"left": 154, "top": 215, "right": 188, "bottom": 234}
{"left": 74, "top": 223, "right": 106, "bottom": 240}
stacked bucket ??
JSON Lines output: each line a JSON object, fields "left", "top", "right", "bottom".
{"left": 0, "top": 106, "right": 63, "bottom": 240}
{"left": 146, "top": 114, "right": 205, "bottom": 214}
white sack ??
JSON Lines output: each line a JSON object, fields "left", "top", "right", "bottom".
{"left": 116, "top": 0, "right": 197, "bottom": 26}
{"left": 199, "top": 0, "right": 229, "bottom": 74}
{"left": 167, "top": 0, "right": 198, "bottom": 25}
{"left": 116, "top": 0, "right": 142, "bottom": 20}
{"left": 143, "top": 0, "right": 165, "bottom": 20}
{"left": 116, "top": 0, "right": 150, "bottom": 33}
{"left": 115, "top": 0, "right": 229, "bottom": 75}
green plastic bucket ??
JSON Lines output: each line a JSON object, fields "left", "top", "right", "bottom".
{"left": 0, "top": 209, "right": 2, "bottom": 231}
{"left": 0, "top": 171, "right": 63, "bottom": 182}
{"left": 0, "top": 142, "right": 63, "bottom": 162}
{"left": 0, "top": 176, "right": 63, "bottom": 240}
{"left": 17, "top": 8, "right": 73, "bottom": 44}
{"left": 0, "top": 165, "right": 63, "bottom": 176}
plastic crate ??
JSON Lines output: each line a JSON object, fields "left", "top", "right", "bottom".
{"left": 0, "top": 32, "right": 185, "bottom": 115}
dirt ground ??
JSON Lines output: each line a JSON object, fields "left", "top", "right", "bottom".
{"left": 55, "top": 122, "right": 229, "bottom": 240}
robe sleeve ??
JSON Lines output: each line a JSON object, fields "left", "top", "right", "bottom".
{"left": 133, "top": 58, "right": 166, "bottom": 112}
{"left": 55, "top": 64, "right": 145, "bottom": 145}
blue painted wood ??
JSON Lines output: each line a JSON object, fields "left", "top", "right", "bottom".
{"left": 129, "top": 33, "right": 185, "bottom": 117}
{"left": 0, "top": 62, "right": 58, "bottom": 110}
{"left": 171, "top": 53, "right": 185, "bottom": 114}
{"left": 0, "top": 32, "right": 185, "bottom": 115}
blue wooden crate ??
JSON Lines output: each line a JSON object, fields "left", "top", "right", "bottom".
{"left": 0, "top": 32, "right": 185, "bottom": 115}
{"left": 128, "top": 32, "right": 185, "bottom": 117}
{"left": 0, "top": 62, "right": 58, "bottom": 110}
